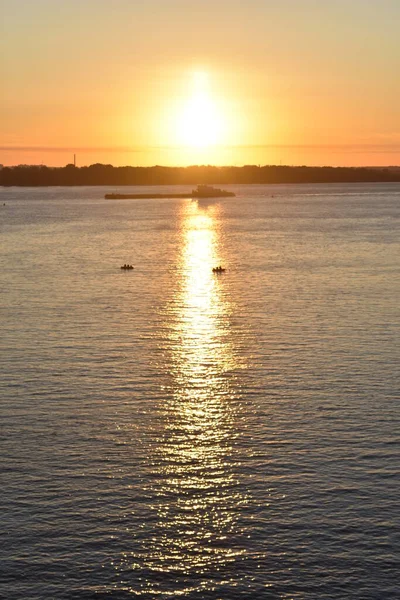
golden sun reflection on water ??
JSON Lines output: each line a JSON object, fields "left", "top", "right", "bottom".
{"left": 134, "top": 201, "right": 247, "bottom": 591}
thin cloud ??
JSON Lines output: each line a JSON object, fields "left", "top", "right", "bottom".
{"left": 2, "top": 144, "right": 400, "bottom": 154}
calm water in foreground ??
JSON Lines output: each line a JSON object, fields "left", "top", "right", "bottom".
{"left": 1, "top": 183, "right": 399, "bottom": 599}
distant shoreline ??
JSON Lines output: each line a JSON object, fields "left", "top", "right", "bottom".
{"left": 2, "top": 164, "right": 400, "bottom": 187}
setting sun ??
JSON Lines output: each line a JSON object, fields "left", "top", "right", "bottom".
{"left": 175, "top": 71, "right": 226, "bottom": 148}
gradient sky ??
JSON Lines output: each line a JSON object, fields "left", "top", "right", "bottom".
{"left": 1, "top": 0, "right": 400, "bottom": 167}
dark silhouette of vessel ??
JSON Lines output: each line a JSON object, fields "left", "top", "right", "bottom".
{"left": 191, "top": 185, "right": 235, "bottom": 198}
{"left": 105, "top": 185, "right": 235, "bottom": 200}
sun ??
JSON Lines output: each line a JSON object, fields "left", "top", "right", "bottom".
{"left": 176, "top": 71, "right": 225, "bottom": 148}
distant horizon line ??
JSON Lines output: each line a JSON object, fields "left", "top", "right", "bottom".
{"left": 2, "top": 162, "right": 400, "bottom": 170}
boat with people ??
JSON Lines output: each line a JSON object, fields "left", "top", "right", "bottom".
{"left": 212, "top": 266, "right": 226, "bottom": 273}
{"left": 120, "top": 264, "right": 134, "bottom": 270}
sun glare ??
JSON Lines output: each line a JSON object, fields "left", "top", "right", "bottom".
{"left": 176, "top": 71, "right": 225, "bottom": 148}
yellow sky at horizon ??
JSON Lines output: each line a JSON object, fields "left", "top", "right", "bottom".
{"left": 1, "top": 0, "right": 400, "bottom": 167}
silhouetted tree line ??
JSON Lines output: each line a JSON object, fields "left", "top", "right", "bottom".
{"left": 1, "top": 163, "right": 400, "bottom": 186}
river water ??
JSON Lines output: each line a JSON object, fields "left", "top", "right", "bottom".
{"left": 1, "top": 183, "right": 399, "bottom": 599}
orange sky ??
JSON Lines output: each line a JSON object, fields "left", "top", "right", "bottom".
{"left": 1, "top": 0, "right": 400, "bottom": 167}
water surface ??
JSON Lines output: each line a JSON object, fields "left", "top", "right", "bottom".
{"left": 1, "top": 183, "right": 399, "bottom": 599}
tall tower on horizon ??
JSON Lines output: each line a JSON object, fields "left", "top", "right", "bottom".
{"left": 74, "top": 154, "right": 76, "bottom": 167}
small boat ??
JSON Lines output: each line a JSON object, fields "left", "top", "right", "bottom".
{"left": 212, "top": 266, "right": 226, "bottom": 273}
{"left": 120, "top": 264, "right": 134, "bottom": 270}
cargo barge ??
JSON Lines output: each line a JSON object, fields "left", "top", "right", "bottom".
{"left": 105, "top": 185, "right": 235, "bottom": 200}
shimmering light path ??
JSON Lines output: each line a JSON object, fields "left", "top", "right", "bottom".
{"left": 119, "top": 201, "right": 251, "bottom": 596}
